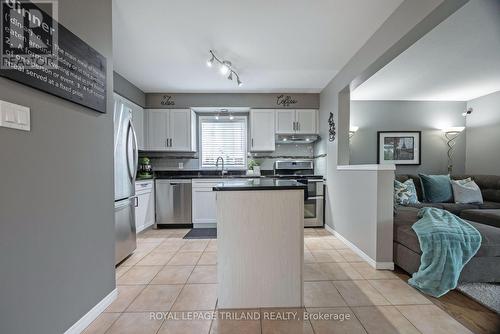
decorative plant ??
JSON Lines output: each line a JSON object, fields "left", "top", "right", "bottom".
{"left": 248, "top": 159, "right": 260, "bottom": 170}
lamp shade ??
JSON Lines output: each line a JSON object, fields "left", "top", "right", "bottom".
{"left": 442, "top": 126, "right": 465, "bottom": 133}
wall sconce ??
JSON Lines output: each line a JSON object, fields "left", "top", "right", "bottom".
{"left": 442, "top": 126, "right": 465, "bottom": 174}
{"left": 349, "top": 126, "right": 359, "bottom": 139}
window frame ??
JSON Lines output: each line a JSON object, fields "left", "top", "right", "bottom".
{"left": 198, "top": 115, "right": 248, "bottom": 170}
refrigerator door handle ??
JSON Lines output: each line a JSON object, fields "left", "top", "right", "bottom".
{"left": 125, "top": 120, "right": 138, "bottom": 183}
{"left": 129, "top": 120, "right": 139, "bottom": 180}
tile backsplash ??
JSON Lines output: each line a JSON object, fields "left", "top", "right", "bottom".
{"left": 140, "top": 144, "right": 315, "bottom": 171}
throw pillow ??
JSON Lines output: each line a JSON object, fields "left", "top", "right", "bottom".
{"left": 419, "top": 174, "right": 453, "bottom": 203}
{"left": 451, "top": 179, "right": 484, "bottom": 204}
{"left": 394, "top": 179, "right": 420, "bottom": 205}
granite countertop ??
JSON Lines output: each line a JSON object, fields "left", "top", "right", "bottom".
{"left": 212, "top": 179, "right": 308, "bottom": 191}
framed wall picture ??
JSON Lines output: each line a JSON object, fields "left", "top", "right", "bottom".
{"left": 377, "top": 131, "right": 421, "bottom": 165}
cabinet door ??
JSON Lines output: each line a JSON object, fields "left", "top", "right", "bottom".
{"left": 296, "top": 109, "right": 317, "bottom": 134}
{"left": 146, "top": 109, "right": 168, "bottom": 150}
{"left": 276, "top": 109, "right": 296, "bottom": 134}
{"left": 130, "top": 103, "right": 144, "bottom": 150}
{"left": 192, "top": 187, "right": 217, "bottom": 226}
{"left": 169, "top": 109, "right": 192, "bottom": 152}
{"left": 144, "top": 189, "right": 155, "bottom": 229}
{"left": 135, "top": 192, "right": 149, "bottom": 233}
{"left": 250, "top": 109, "right": 275, "bottom": 152}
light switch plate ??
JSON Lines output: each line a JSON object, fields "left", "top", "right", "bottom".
{"left": 0, "top": 100, "right": 30, "bottom": 131}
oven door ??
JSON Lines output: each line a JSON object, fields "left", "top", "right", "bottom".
{"left": 304, "top": 180, "right": 324, "bottom": 227}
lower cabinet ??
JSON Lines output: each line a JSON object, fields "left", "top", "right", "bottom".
{"left": 192, "top": 178, "right": 247, "bottom": 228}
{"left": 192, "top": 179, "right": 219, "bottom": 228}
{"left": 135, "top": 180, "right": 155, "bottom": 233}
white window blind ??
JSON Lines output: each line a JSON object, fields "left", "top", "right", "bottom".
{"left": 200, "top": 116, "right": 247, "bottom": 169}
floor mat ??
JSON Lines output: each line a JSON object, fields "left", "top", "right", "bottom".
{"left": 457, "top": 282, "right": 500, "bottom": 314}
{"left": 183, "top": 228, "right": 217, "bottom": 239}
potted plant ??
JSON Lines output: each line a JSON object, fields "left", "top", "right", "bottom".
{"left": 248, "top": 159, "right": 261, "bottom": 176}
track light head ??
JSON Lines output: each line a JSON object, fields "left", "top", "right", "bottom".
{"left": 207, "top": 53, "right": 215, "bottom": 67}
{"left": 220, "top": 61, "right": 231, "bottom": 76}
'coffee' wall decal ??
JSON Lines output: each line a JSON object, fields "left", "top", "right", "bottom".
{"left": 160, "top": 95, "right": 175, "bottom": 106}
{"left": 276, "top": 95, "right": 298, "bottom": 107}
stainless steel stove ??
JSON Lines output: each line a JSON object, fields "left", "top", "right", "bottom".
{"left": 274, "top": 160, "right": 324, "bottom": 227}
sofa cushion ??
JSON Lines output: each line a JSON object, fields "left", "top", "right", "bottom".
{"left": 461, "top": 209, "right": 500, "bottom": 229}
{"left": 479, "top": 201, "right": 500, "bottom": 209}
{"left": 394, "top": 206, "right": 500, "bottom": 257}
{"left": 439, "top": 203, "right": 480, "bottom": 215}
{"left": 419, "top": 174, "right": 453, "bottom": 203}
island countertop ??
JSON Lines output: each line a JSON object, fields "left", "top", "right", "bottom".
{"left": 212, "top": 179, "right": 308, "bottom": 191}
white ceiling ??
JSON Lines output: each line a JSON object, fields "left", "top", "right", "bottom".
{"left": 112, "top": 0, "right": 402, "bottom": 93}
{"left": 351, "top": 0, "right": 500, "bottom": 101}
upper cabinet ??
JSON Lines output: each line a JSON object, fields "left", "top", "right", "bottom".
{"left": 250, "top": 109, "right": 275, "bottom": 152}
{"left": 276, "top": 109, "right": 318, "bottom": 135}
{"left": 145, "top": 109, "right": 196, "bottom": 152}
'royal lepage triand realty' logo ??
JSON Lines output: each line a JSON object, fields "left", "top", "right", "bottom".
{"left": 1, "top": 0, "right": 59, "bottom": 70}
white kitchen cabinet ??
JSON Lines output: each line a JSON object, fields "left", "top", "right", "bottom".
{"left": 192, "top": 178, "right": 246, "bottom": 228}
{"left": 135, "top": 180, "right": 154, "bottom": 233}
{"left": 276, "top": 109, "right": 295, "bottom": 134}
{"left": 295, "top": 109, "right": 317, "bottom": 134}
{"left": 145, "top": 109, "right": 196, "bottom": 152}
{"left": 192, "top": 179, "right": 219, "bottom": 228}
{"left": 146, "top": 109, "right": 169, "bottom": 150}
{"left": 275, "top": 109, "right": 318, "bottom": 134}
{"left": 250, "top": 109, "right": 275, "bottom": 152}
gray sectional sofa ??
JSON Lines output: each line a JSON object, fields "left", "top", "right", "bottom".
{"left": 394, "top": 174, "right": 500, "bottom": 283}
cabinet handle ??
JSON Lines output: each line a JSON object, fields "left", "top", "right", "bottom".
{"left": 252, "top": 138, "right": 254, "bottom": 147}
{"left": 165, "top": 139, "right": 168, "bottom": 147}
{"left": 170, "top": 138, "right": 173, "bottom": 147}
{"left": 134, "top": 196, "right": 139, "bottom": 207}
{"left": 298, "top": 122, "right": 300, "bottom": 131}
{"left": 293, "top": 122, "right": 296, "bottom": 131}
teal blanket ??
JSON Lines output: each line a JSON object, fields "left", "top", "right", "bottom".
{"left": 408, "top": 207, "right": 482, "bottom": 297}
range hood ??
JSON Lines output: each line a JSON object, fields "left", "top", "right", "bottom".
{"left": 276, "top": 134, "right": 319, "bottom": 144}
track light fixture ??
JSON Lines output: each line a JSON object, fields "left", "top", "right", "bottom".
{"left": 206, "top": 50, "right": 243, "bottom": 87}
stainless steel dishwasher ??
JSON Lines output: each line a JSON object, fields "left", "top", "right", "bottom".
{"left": 155, "top": 179, "right": 192, "bottom": 227}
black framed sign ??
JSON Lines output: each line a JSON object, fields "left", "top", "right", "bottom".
{"left": 377, "top": 131, "right": 421, "bottom": 165}
{"left": 1, "top": 0, "right": 107, "bottom": 113}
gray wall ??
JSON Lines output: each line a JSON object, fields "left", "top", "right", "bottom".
{"left": 315, "top": 0, "right": 469, "bottom": 257}
{"left": 114, "top": 71, "right": 146, "bottom": 107}
{"left": 350, "top": 100, "right": 467, "bottom": 174}
{"left": 146, "top": 93, "right": 319, "bottom": 109}
{"left": 0, "top": 1, "right": 115, "bottom": 333}
{"left": 465, "top": 90, "right": 500, "bottom": 175}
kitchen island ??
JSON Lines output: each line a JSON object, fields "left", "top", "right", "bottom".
{"left": 213, "top": 179, "right": 306, "bottom": 309}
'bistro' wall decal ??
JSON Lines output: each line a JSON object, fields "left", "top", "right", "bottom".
{"left": 160, "top": 95, "right": 175, "bottom": 106}
{"left": 276, "top": 94, "right": 298, "bottom": 107}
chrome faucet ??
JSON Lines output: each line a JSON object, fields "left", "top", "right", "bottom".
{"left": 216, "top": 156, "right": 227, "bottom": 177}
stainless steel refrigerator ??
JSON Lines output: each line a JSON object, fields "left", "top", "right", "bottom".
{"left": 114, "top": 95, "right": 138, "bottom": 265}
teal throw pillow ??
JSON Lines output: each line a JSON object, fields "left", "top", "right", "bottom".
{"left": 419, "top": 174, "right": 453, "bottom": 203}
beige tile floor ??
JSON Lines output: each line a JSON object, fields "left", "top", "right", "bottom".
{"left": 83, "top": 228, "right": 473, "bottom": 334}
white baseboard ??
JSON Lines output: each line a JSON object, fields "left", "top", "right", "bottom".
{"left": 324, "top": 225, "right": 394, "bottom": 270}
{"left": 64, "top": 288, "right": 117, "bottom": 334}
